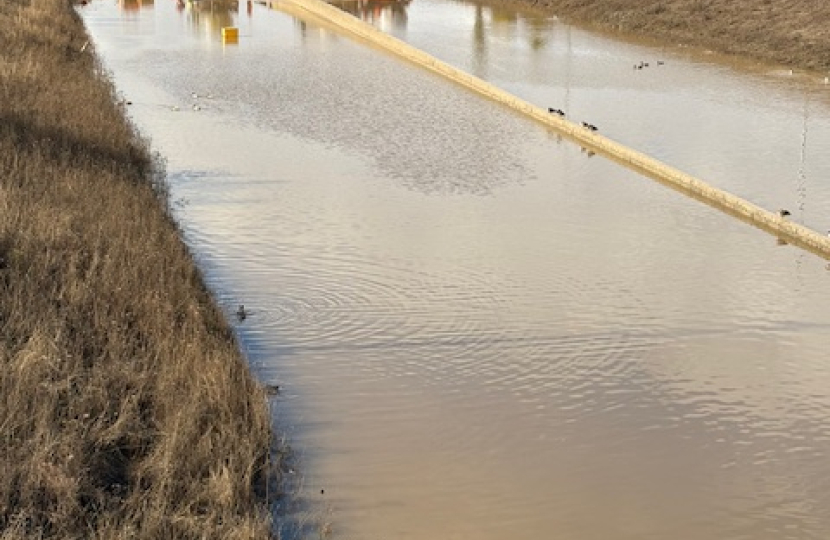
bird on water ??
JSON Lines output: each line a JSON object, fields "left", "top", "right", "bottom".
{"left": 236, "top": 305, "right": 247, "bottom": 321}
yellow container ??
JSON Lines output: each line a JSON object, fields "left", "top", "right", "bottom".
{"left": 221, "top": 27, "right": 239, "bottom": 41}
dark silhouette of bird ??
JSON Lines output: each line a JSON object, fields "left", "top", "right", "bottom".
{"left": 778, "top": 209, "right": 791, "bottom": 217}
{"left": 236, "top": 304, "right": 247, "bottom": 321}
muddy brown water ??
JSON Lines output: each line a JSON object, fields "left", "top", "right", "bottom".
{"left": 82, "top": 0, "right": 830, "bottom": 538}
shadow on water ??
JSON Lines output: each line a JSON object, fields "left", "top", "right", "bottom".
{"left": 219, "top": 304, "right": 331, "bottom": 539}
{"left": 267, "top": 411, "right": 331, "bottom": 540}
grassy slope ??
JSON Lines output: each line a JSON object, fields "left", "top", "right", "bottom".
{"left": 0, "top": 0, "right": 274, "bottom": 538}
{"left": 520, "top": 0, "right": 830, "bottom": 72}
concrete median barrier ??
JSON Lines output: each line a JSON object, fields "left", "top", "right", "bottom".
{"left": 279, "top": 0, "right": 830, "bottom": 260}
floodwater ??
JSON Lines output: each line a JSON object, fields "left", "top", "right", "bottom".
{"left": 81, "top": 0, "right": 830, "bottom": 538}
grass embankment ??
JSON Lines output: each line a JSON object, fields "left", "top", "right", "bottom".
{"left": 517, "top": 0, "right": 830, "bottom": 73}
{"left": 0, "top": 0, "right": 275, "bottom": 537}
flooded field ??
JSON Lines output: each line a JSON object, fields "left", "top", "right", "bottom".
{"left": 83, "top": 0, "right": 830, "bottom": 538}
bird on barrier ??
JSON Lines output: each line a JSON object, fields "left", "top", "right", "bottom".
{"left": 778, "top": 209, "right": 792, "bottom": 217}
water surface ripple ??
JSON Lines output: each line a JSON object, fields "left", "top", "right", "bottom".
{"left": 83, "top": 1, "right": 830, "bottom": 538}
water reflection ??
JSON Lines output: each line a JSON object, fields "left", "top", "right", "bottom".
{"left": 796, "top": 90, "right": 810, "bottom": 219}
{"left": 120, "top": 0, "right": 153, "bottom": 12}
{"left": 472, "top": 5, "right": 487, "bottom": 77}
{"left": 183, "top": 0, "right": 238, "bottom": 37}
{"left": 470, "top": 3, "right": 552, "bottom": 71}
{"left": 116, "top": 0, "right": 242, "bottom": 39}
{"left": 327, "top": 0, "right": 555, "bottom": 79}
{"left": 330, "top": 0, "right": 410, "bottom": 33}
{"left": 83, "top": 0, "right": 830, "bottom": 538}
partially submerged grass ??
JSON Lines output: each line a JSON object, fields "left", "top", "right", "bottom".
{"left": 0, "top": 0, "right": 275, "bottom": 537}
{"left": 513, "top": 0, "right": 830, "bottom": 73}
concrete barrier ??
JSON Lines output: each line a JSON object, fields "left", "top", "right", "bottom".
{"left": 278, "top": 0, "right": 830, "bottom": 260}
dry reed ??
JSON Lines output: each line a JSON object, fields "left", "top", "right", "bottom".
{"left": 0, "top": 0, "right": 275, "bottom": 537}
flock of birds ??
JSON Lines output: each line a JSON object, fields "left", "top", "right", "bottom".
{"left": 542, "top": 67, "right": 826, "bottom": 238}
{"left": 546, "top": 59, "right": 668, "bottom": 132}
{"left": 547, "top": 107, "right": 597, "bottom": 131}
{"left": 634, "top": 60, "right": 665, "bottom": 70}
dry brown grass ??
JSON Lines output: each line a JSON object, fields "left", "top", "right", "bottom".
{"left": 517, "top": 0, "right": 830, "bottom": 72}
{"left": 0, "top": 0, "right": 276, "bottom": 537}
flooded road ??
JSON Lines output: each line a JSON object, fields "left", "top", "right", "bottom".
{"left": 82, "top": 0, "right": 830, "bottom": 538}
